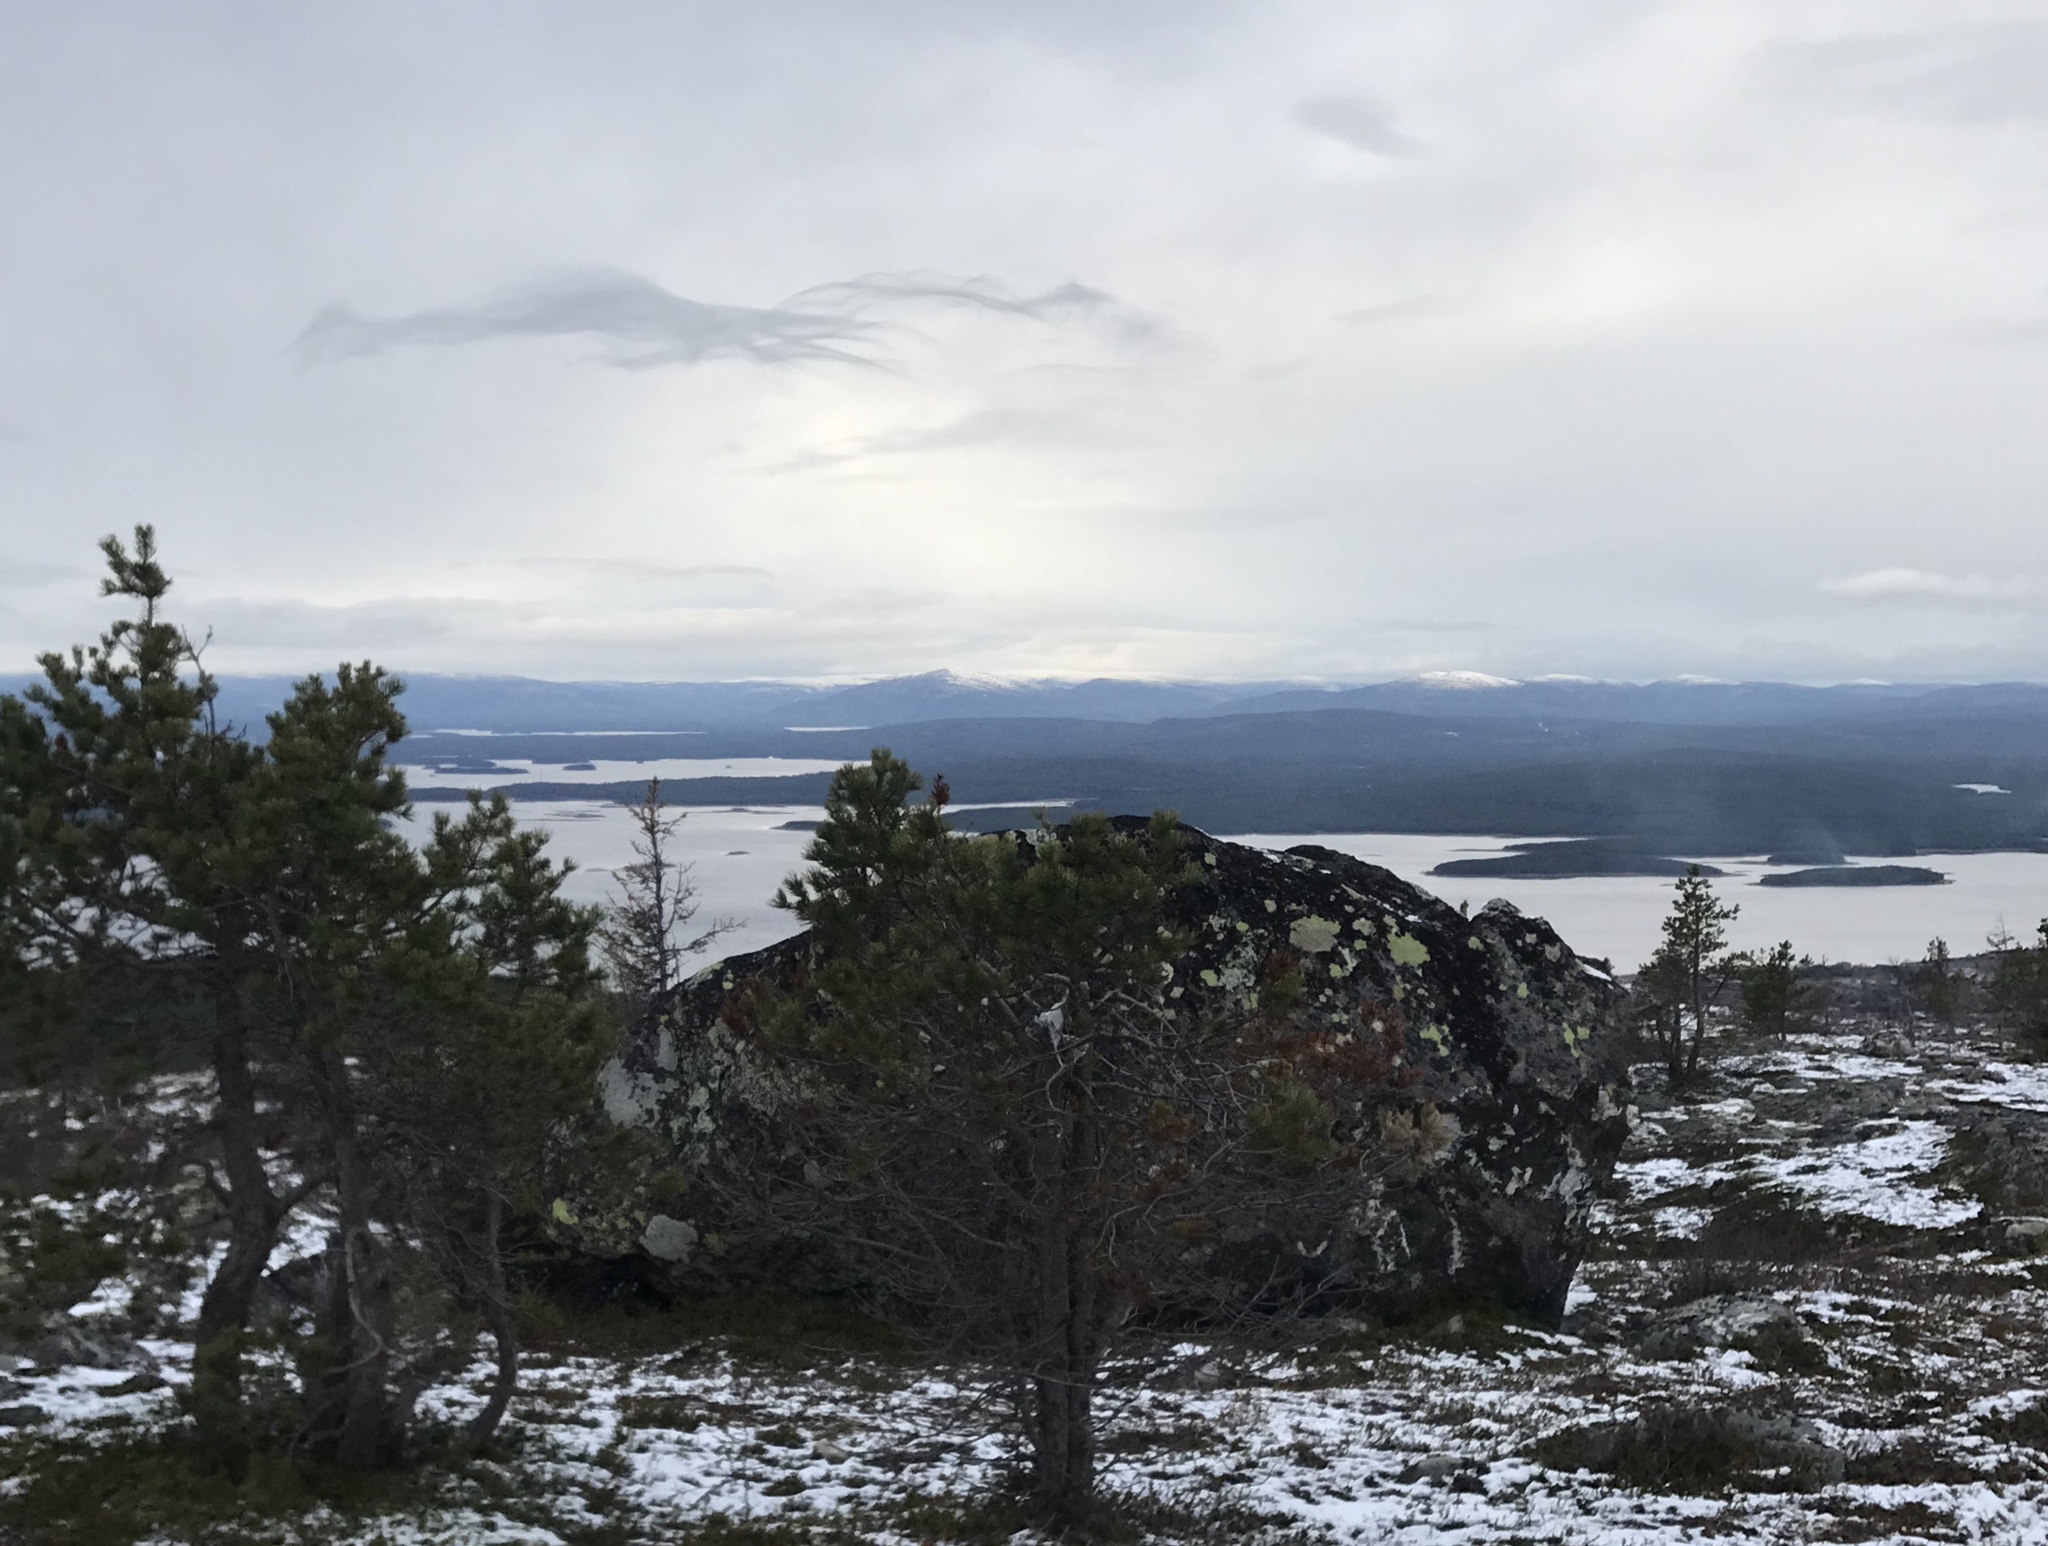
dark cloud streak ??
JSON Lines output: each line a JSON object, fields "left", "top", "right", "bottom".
{"left": 1296, "top": 94, "right": 1430, "bottom": 157}
{"left": 292, "top": 267, "right": 880, "bottom": 370}
{"left": 293, "top": 266, "right": 1156, "bottom": 372}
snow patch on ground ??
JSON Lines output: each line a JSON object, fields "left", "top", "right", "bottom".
{"left": 11, "top": 1025, "right": 2048, "bottom": 1542}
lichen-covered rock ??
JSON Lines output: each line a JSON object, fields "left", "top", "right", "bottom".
{"left": 584, "top": 825, "right": 1631, "bottom": 1326}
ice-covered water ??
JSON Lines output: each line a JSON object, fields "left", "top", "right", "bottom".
{"left": 394, "top": 800, "right": 2048, "bottom": 972}
{"left": 393, "top": 801, "right": 819, "bottom": 963}
{"left": 1229, "top": 833, "right": 2048, "bottom": 971}
{"left": 399, "top": 756, "right": 845, "bottom": 789}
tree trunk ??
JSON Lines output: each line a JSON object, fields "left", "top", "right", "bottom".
{"left": 295, "top": 1232, "right": 352, "bottom": 1450}
{"left": 1027, "top": 1060, "right": 1102, "bottom": 1527}
{"left": 1027, "top": 1216, "right": 1101, "bottom": 1524}
{"left": 191, "top": 1008, "right": 283, "bottom": 1443}
{"left": 465, "top": 1192, "right": 519, "bottom": 1447}
{"left": 312, "top": 1047, "right": 397, "bottom": 1469}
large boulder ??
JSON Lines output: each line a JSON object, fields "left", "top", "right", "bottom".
{"left": 585, "top": 825, "right": 1632, "bottom": 1325}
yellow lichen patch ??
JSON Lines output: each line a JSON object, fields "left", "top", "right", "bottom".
{"left": 552, "top": 1198, "right": 577, "bottom": 1225}
{"left": 1289, "top": 915, "right": 1342, "bottom": 955}
{"left": 1562, "top": 1024, "right": 1589, "bottom": 1059}
{"left": 1419, "top": 1023, "right": 1449, "bottom": 1053}
{"left": 1516, "top": 982, "right": 1529, "bottom": 999}
{"left": 1387, "top": 929, "right": 1430, "bottom": 967}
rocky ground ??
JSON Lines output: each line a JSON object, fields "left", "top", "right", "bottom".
{"left": 7, "top": 1007, "right": 2048, "bottom": 1543}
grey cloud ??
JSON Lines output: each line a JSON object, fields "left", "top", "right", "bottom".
{"left": 1296, "top": 94, "right": 1429, "bottom": 157}
{"left": 1763, "top": 25, "right": 2048, "bottom": 126}
{"left": 202, "top": 571, "right": 784, "bottom": 650}
{"left": 294, "top": 267, "right": 1155, "bottom": 372}
{"left": 195, "top": 596, "right": 466, "bottom": 648}
{"left": 293, "top": 267, "right": 881, "bottom": 370}
{"left": 793, "top": 271, "right": 1179, "bottom": 350}
{"left": 790, "top": 272, "right": 1112, "bottom": 321}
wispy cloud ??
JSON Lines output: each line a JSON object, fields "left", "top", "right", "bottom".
{"left": 292, "top": 267, "right": 879, "bottom": 370}
{"left": 1822, "top": 568, "right": 2034, "bottom": 605}
{"left": 1761, "top": 24, "right": 2048, "bottom": 127}
{"left": 1296, "top": 94, "right": 1430, "bottom": 157}
{"left": 0, "top": 561, "right": 79, "bottom": 590}
{"left": 508, "top": 558, "right": 777, "bottom": 608}
{"left": 1339, "top": 295, "right": 1453, "bottom": 325}
{"left": 1959, "top": 314, "right": 2048, "bottom": 347}
{"left": 292, "top": 267, "right": 1159, "bottom": 371}
{"left": 763, "top": 408, "right": 1104, "bottom": 475}
{"left": 791, "top": 272, "right": 1101, "bottom": 320}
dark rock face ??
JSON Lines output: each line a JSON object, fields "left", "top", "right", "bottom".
{"left": 589, "top": 825, "right": 1632, "bottom": 1326}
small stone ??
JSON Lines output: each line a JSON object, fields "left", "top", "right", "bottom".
{"left": 30, "top": 1327, "right": 152, "bottom": 1372}
{"left": 0, "top": 1404, "right": 46, "bottom": 1428}
{"left": 2004, "top": 1218, "right": 2048, "bottom": 1255}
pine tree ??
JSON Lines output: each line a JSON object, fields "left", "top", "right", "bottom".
{"left": 599, "top": 778, "right": 724, "bottom": 1012}
{"left": 1, "top": 530, "right": 621, "bottom": 1466}
{"left": 742, "top": 752, "right": 1417, "bottom": 1525}
{"left": 1637, "top": 866, "right": 1740, "bottom": 1085}
{"left": 1913, "top": 937, "right": 1959, "bottom": 1028}
{"left": 1738, "top": 941, "right": 1813, "bottom": 1040}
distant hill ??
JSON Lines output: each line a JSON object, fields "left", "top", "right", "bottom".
{"left": 14, "top": 667, "right": 2048, "bottom": 737}
{"left": 9, "top": 669, "right": 1292, "bottom": 735}
{"left": 9, "top": 668, "right": 2048, "bottom": 857}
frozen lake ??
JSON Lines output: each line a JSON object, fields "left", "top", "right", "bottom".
{"left": 400, "top": 756, "right": 844, "bottom": 790}
{"left": 1229, "top": 833, "right": 2048, "bottom": 972}
{"left": 398, "top": 801, "right": 2048, "bottom": 974}
{"left": 396, "top": 800, "right": 822, "bottom": 965}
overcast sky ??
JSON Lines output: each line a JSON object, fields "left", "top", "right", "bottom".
{"left": 4, "top": 2, "right": 2048, "bottom": 683}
